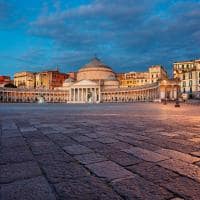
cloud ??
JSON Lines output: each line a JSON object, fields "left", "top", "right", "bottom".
{"left": 3, "top": 0, "right": 200, "bottom": 74}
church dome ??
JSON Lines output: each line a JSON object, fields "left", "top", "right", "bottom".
{"left": 81, "top": 57, "right": 112, "bottom": 69}
{"left": 77, "top": 57, "right": 116, "bottom": 81}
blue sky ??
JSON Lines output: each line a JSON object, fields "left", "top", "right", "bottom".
{"left": 0, "top": 0, "right": 200, "bottom": 77}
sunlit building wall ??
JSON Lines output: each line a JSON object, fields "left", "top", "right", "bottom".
{"left": 14, "top": 72, "right": 35, "bottom": 88}
{"left": 119, "top": 65, "right": 168, "bottom": 88}
{"left": 173, "top": 59, "right": 200, "bottom": 98}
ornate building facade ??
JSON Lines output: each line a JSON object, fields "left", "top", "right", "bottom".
{"left": 14, "top": 72, "right": 35, "bottom": 88}
{"left": 1, "top": 58, "right": 179, "bottom": 103}
{"left": 173, "top": 59, "right": 200, "bottom": 98}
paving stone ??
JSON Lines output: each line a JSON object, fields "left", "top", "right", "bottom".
{"left": 84, "top": 132, "right": 107, "bottom": 139}
{"left": 36, "top": 151, "right": 74, "bottom": 165}
{"left": 108, "top": 142, "right": 133, "bottom": 150}
{"left": 111, "top": 174, "right": 173, "bottom": 200}
{"left": 86, "top": 161, "right": 133, "bottom": 181}
{"left": 47, "top": 134, "right": 78, "bottom": 147}
{"left": 127, "top": 161, "right": 179, "bottom": 185}
{"left": 80, "top": 141, "right": 108, "bottom": 149}
{"left": 2, "top": 130, "right": 21, "bottom": 138}
{"left": 20, "top": 127, "right": 38, "bottom": 132}
{"left": 0, "top": 161, "right": 42, "bottom": 183}
{"left": 0, "top": 146, "right": 34, "bottom": 164}
{"left": 0, "top": 176, "right": 56, "bottom": 200}
{"left": 74, "top": 153, "right": 107, "bottom": 164}
{"left": 1, "top": 122, "right": 18, "bottom": 130}
{"left": 117, "top": 136, "right": 161, "bottom": 151}
{"left": 189, "top": 137, "right": 200, "bottom": 143}
{"left": 1, "top": 136, "right": 26, "bottom": 148}
{"left": 71, "top": 135, "right": 93, "bottom": 142}
{"left": 63, "top": 144, "right": 93, "bottom": 155}
{"left": 105, "top": 151, "right": 141, "bottom": 166}
{"left": 123, "top": 147, "right": 169, "bottom": 162}
{"left": 162, "top": 176, "right": 200, "bottom": 200}
{"left": 22, "top": 131, "right": 47, "bottom": 139}
{"left": 160, "top": 132, "right": 179, "bottom": 137}
{"left": 54, "top": 176, "right": 122, "bottom": 200}
{"left": 190, "top": 151, "right": 200, "bottom": 157}
{"left": 156, "top": 148, "right": 200, "bottom": 163}
{"left": 158, "top": 159, "right": 200, "bottom": 182}
{"left": 95, "top": 137, "right": 118, "bottom": 144}
{"left": 41, "top": 161, "right": 90, "bottom": 183}
{"left": 28, "top": 140, "right": 61, "bottom": 155}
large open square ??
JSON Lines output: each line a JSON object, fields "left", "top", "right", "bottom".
{"left": 0, "top": 103, "right": 200, "bottom": 200}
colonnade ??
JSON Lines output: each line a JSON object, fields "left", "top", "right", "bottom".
{"left": 0, "top": 81, "right": 179, "bottom": 103}
{"left": 69, "top": 87, "right": 100, "bottom": 103}
{"left": 102, "top": 87, "right": 159, "bottom": 102}
{"left": 0, "top": 88, "right": 69, "bottom": 103}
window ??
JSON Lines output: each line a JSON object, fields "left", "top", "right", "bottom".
{"left": 182, "top": 65, "right": 184, "bottom": 69}
{"left": 189, "top": 80, "right": 192, "bottom": 86}
{"left": 182, "top": 82, "right": 186, "bottom": 87}
{"left": 190, "top": 87, "right": 192, "bottom": 93}
{"left": 152, "top": 75, "right": 154, "bottom": 78}
{"left": 189, "top": 72, "right": 192, "bottom": 79}
{"left": 182, "top": 74, "right": 185, "bottom": 80}
{"left": 183, "top": 88, "right": 185, "bottom": 93}
{"left": 199, "top": 72, "right": 200, "bottom": 78}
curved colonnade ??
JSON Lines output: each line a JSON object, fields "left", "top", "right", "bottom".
{"left": 0, "top": 81, "right": 176, "bottom": 103}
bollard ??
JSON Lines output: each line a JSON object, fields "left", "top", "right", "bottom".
{"left": 175, "top": 99, "right": 180, "bottom": 107}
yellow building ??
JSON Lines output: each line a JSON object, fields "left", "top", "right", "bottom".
{"left": 149, "top": 65, "right": 168, "bottom": 83}
{"left": 14, "top": 71, "right": 35, "bottom": 88}
{"left": 120, "top": 65, "right": 168, "bottom": 88}
{"left": 173, "top": 59, "right": 200, "bottom": 98}
{"left": 120, "top": 72, "right": 149, "bottom": 88}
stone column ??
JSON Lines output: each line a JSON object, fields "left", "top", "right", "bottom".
{"left": 73, "top": 88, "right": 75, "bottom": 102}
{"left": 77, "top": 88, "right": 80, "bottom": 102}
{"left": 85, "top": 88, "right": 88, "bottom": 103}
{"left": 69, "top": 88, "right": 71, "bottom": 102}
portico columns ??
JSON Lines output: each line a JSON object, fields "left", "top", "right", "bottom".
{"left": 85, "top": 88, "right": 87, "bottom": 102}
{"left": 77, "top": 88, "right": 79, "bottom": 102}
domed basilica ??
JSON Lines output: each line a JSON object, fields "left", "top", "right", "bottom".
{"left": 60, "top": 57, "right": 120, "bottom": 103}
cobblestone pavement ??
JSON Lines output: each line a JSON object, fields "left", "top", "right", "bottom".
{"left": 0, "top": 103, "right": 200, "bottom": 200}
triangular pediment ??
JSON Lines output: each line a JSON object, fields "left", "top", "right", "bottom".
{"left": 71, "top": 79, "right": 98, "bottom": 87}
